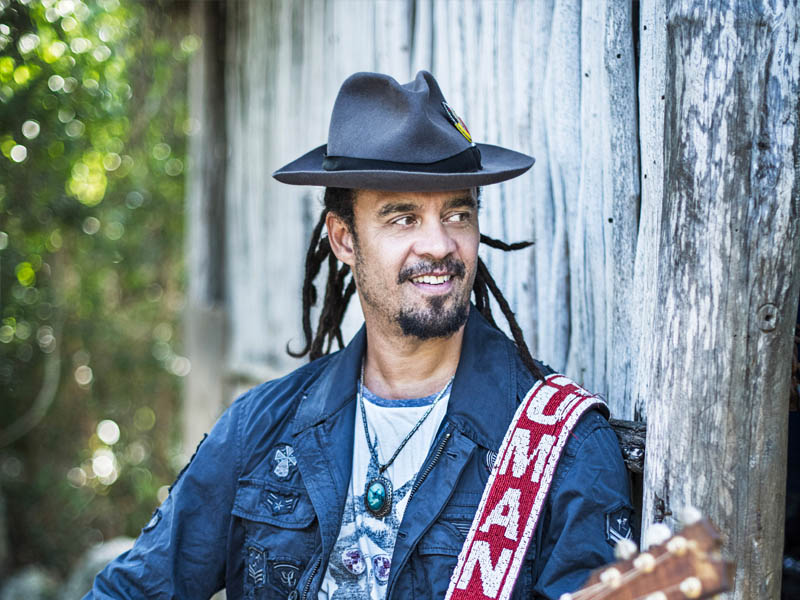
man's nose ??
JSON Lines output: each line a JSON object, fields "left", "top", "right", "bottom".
{"left": 412, "top": 219, "right": 458, "bottom": 259}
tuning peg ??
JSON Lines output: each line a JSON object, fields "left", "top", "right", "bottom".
{"left": 643, "top": 523, "right": 671, "bottom": 548}
{"left": 633, "top": 552, "right": 656, "bottom": 573}
{"left": 614, "top": 537, "right": 638, "bottom": 560}
{"left": 666, "top": 535, "right": 689, "bottom": 556}
{"left": 679, "top": 576, "right": 703, "bottom": 598}
{"left": 599, "top": 567, "right": 623, "bottom": 588}
{"left": 676, "top": 505, "right": 702, "bottom": 526}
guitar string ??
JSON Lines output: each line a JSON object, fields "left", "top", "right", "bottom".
{"left": 568, "top": 547, "right": 693, "bottom": 600}
{"left": 581, "top": 579, "right": 697, "bottom": 600}
{"left": 630, "top": 580, "right": 693, "bottom": 600}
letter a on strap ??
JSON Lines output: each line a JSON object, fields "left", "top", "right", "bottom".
{"left": 445, "top": 374, "right": 607, "bottom": 600}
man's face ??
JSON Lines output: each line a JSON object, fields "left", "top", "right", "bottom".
{"left": 337, "top": 188, "right": 480, "bottom": 340}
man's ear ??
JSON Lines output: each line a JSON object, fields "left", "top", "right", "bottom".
{"left": 326, "top": 212, "right": 356, "bottom": 267}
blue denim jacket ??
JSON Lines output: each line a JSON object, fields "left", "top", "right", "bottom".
{"left": 86, "top": 310, "right": 632, "bottom": 599}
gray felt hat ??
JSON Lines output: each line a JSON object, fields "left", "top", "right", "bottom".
{"left": 272, "top": 70, "right": 534, "bottom": 192}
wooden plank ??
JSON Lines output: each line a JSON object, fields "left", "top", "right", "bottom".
{"left": 183, "top": 0, "right": 229, "bottom": 450}
{"left": 573, "top": 0, "right": 607, "bottom": 395}
{"left": 601, "top": 0, "right": 639, "bottom": 419}
{"left": 638, "top": 3, "right": 800, "bottom": 599}
{"left": 631, "top": 0, "right": 668, "bottom": 422}
{"left": 526, "top": 0, "right": 559, "bottom": 367}
{"left": 543, "top": 0, "right": 582, "bottom": 376}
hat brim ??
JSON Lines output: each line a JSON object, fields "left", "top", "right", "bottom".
{"left": 272, "top": 143, "right": 534, "bottom": 192}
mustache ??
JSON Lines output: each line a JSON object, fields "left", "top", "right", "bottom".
{"left": 397, "top": 258, "right": 466, "bottom": 284}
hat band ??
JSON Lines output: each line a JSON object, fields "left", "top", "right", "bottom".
{"left": 322, "top": 145, "right": 482, "bottom": 174}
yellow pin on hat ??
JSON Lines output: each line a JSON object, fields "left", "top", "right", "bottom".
{"left": 442, "top": 101, "right": 473, "bottom": 143}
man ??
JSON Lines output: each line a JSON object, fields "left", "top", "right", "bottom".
{"left": 87, "top": 71, "right": 631, "bottom": 599}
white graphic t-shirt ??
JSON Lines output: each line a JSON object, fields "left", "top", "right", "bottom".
{"left": 318, "top": 382, "right": 451, "bottom": 600}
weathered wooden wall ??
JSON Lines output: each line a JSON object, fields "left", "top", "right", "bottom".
{"left": 204, "top": 0, "right": 641, "bottom": 418}
{"left": 184, "top": 1, "right": 800, "bottom": 597}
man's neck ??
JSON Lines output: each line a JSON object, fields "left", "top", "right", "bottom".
{"left": 362, "top": 317, "right": 465, "bottom": 401}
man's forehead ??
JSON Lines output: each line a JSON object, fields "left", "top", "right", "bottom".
{"left": 354, "top": 188, "right": 479, "bottom": 213}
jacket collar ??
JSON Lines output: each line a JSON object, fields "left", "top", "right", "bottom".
{"left": 291, "top": 326, "right": 365, "bottom": 434}
{"left": 292, "top": 306, "right": 530, "bottom": 449}
{"left": 448, "top": 307, "right": 531, "bottom": 449}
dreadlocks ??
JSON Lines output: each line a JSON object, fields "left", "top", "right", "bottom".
{"left": 288, "top": 187, "right": 546, "bottom": 382}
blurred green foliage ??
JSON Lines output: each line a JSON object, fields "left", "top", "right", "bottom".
{"left": 0, "top": 0, "right": 193, "bottom": 576}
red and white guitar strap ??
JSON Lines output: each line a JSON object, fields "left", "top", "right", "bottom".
{"left": 445, "top": 374, "right": 607, "bottom": 600}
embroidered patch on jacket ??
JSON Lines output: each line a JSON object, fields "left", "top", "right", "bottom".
{"left": 449, "top": 519, "right": 473, "bottom": 539}
{"left": 605, "top": 506, "right": 633, "bottom": 547}
{"left": 247, "top": 546, "right": 266, "bottom": 589}
{"left": 269, "top": 559, "right": 301, "bottom": 592}
{"left": 270, "top": 443, "right": 297, "bottom": 479}
{"left": 262, "top": 490, "right": 299, "bottom": 515}
{"left": 484, "top": 449, "right": 498, "bottom": 473}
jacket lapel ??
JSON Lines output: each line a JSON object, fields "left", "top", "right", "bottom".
{"left": 290, "top": 327, "right": 365, "bottom": 562}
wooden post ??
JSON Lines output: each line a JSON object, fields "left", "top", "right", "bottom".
{"left": 638, "top": 3, "right": 800, "bottom": 598}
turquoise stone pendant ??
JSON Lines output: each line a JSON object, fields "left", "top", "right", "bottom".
{"left": 365, "top": 476, "right": 393, "bottom": 518}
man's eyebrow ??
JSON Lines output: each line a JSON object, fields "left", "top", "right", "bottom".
{"left": 377, "top": 202, "right": 420, "bottom": 217}
{"left": 443, "top": 196, "right": 478, "bottom": 210}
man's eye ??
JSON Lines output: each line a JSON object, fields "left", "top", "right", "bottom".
{"left": 392, "top": 216, "right": 416, "bottom": 226}
{"left": 445, "top": 212, "right": 470, "bottom": 223}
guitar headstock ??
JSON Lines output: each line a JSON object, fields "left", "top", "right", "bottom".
{"left": 561, "top": 517, "right": 734, "bottom": 600}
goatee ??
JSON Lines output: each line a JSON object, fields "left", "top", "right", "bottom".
{"left": 396, "top": 296, "right": 470, "bottom": 340}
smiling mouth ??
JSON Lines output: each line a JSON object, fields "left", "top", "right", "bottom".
{"left": 410, "top": 274, "right": 453, "bottom": 285}
{"left": 398, "top": 258, "right": 466, "bottom": 285}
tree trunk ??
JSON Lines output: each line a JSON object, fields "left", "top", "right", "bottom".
{"left": 638, "top": 3, "right": 800, "bottom": 599}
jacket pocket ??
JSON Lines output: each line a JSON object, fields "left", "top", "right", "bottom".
{"left": 413, "top": 511, "right": 537, "bottom": 600}
{"left": 232, "top": 478, "right": 317, "bottom": 599}
{"left": 408, "top": 519, "right": 465, "bottom": 599}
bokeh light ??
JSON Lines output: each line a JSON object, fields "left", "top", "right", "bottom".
{"left": 126, "top": 440, "right": 149, "bottom": 465}
{"left": 82, "top": 216, "right": 100, "bottom": 235}
{"left": 10, "top": 144, "right": 27, "bottom": 162}
{"left": 21, "top": 120, "right": 40, "bottom": 139}
{"left": 152, "top": 142, "right": 170, "bottom": 160}
{"left": 133, "top": 406, "right": 156, "bottom": 431}
{"left": 97, "top": 419, "right": 120, "bottom": 445}
{"left": 91, "top": 448, "right": 119, "bottom": 485}
{"left": 74, "top": 364, "right": 93, "bottom": 386}
{"left": 47, "top": 74, "right": 64, "bottom": 91}
{"left": 67, "top": 466, "right": 88, "bottom": 487}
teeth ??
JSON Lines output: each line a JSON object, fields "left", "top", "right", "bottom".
{"left": 412, "top": 274, "right": 452, "bottom": 285}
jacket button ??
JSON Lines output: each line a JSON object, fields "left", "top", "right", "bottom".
{"left": 287, "top": 591, "right": 299, "bottom": 600}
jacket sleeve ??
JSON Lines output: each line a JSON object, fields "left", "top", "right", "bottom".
{"left": 532, "top": 409, "right": 633, "bottom": 599}
{"left": 84, "top": 397, "right": 243, "bottom": 600}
